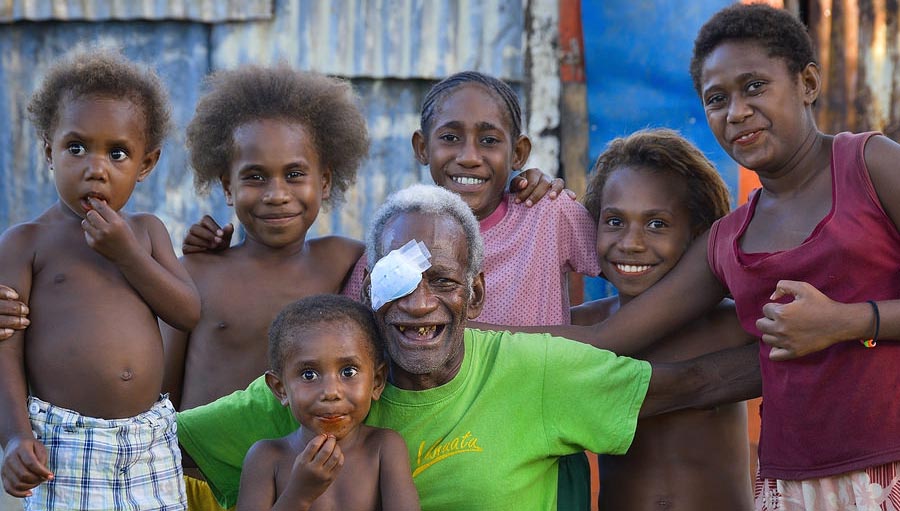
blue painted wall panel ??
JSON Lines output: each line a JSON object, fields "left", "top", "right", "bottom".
{"left": 581, "top": 0, "right": 736, "bottom": 301}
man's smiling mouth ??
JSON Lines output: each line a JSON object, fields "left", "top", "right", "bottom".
{"left": 397, "top": 325, "right": 437, "bottom": 337}
{"left": 397, "top": 325, "right": 443, "bottom": 340}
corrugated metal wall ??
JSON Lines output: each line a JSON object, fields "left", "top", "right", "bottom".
{"left": 0, "top": 0, "right": 530, "bottom": 246}
{"left": 808, "top": 0, "right": 900, "bottom": 140}
{"left": 0, "top": 0, "right": 274, "bottom": 22}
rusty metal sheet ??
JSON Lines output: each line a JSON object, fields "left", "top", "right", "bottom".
{"left": 810, "top": 0, "right": 900, "bottom": 140}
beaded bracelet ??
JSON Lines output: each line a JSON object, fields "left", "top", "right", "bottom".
{"left": 861, "top": 300, "right": 880, "bottom": 348}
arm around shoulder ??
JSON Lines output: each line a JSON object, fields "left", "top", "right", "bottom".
{"left": 378, "top": 429, "right": 421, "bottom": 511}
{"left": 510, "top": 232, "right": 726, "bottom": 356}
{"left": 598, "top": 231, "right": 727, "bottom": 353}
{"left": 639, "top": 343, "right": 761, "bottom": 418}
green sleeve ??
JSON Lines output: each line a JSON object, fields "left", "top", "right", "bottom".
{"left": 540, "top": 338, "right": 651, "bottom": 456}
{"left": 176, "top": 375, "right": 299, "bottom": 508}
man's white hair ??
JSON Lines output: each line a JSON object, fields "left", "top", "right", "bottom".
{"left": 366, "top": 184, "right": 484, "bottom": 283}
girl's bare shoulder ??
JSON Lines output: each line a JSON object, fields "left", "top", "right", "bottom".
{"left": 308, "top": 235, "right": 364, "bottom": 258}
{"left": 307, "top": 235, "right": 365, "bottom": 272}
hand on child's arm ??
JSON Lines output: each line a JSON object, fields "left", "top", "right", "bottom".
{"left": 758, "top": 280, "right": 873, "bottom": 360}
{"left": 1, "top": 435, "right": 53, "bottom": 497}
{"left": 509, "top": 168, "right": 574, "bottom": 206}
{"left": 182, "top": 216, "right": 233, "bottom": 254}
{"left": 81, "top": 198, "right": 143, "bottom": 263}
{"left": 0, "top": 285, "right": 28, "bottom": 341}
{"left": 278, "top": 435, "right": 343, "bottom": 511}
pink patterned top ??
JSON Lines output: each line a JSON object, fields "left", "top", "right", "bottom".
{"left": 476, "top": 193, "right": 600, "bottom": 326}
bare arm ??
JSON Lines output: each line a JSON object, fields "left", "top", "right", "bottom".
{"left": 0, "top": 324, "right": 49, "bottom": 498}
{"left": 379, "top": 430, "right": 421, "bottom": 511}
{"left": 639, "top": 342, "right": 761, "bottom": 418}
{"left": 82, "top": 200, "right": 200, "bottom": 330}
{"left": 757, "top": 135, "right": 900, "bottom": 359}
{"left": 867, "top": 135, "right": 900, "bottom": 230}
{"left": 160, "top": 320, "right": 189, "bottom": 410}
{"left": 0, "top": 227, "right": 52, "bottom": 497}
{"left": 758, "top": 282, "right": 900, "bottom": 359}
{"left": 479, "top": 231, "right": 727, "bottom": 356}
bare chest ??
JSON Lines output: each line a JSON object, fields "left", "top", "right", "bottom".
{"left": 30, "top": 226, "right": 154, "bottom": 323}
{"left": 189, "top": 258, "right": 347, "bottom": 348}
{"left": 23, "top": 221, "right": 163, "bottom": 417}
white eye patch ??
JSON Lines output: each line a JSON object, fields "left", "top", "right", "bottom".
{"left": 370, "top": 239, "right": 432, "bottom": 311}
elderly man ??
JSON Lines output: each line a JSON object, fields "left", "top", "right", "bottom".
{"left": 0, "top": 185, "right": 758, "bottom": 510}
{"left": 172, "top": 185, "right": 757, "bottom": 510}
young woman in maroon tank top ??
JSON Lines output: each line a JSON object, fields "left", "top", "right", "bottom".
{"left": 598, "top": 5, "right": 900, "bottom": 510}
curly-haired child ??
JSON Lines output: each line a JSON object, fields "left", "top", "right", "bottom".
{"left": 0, "top": 48, "right": 199, "bottom": 509}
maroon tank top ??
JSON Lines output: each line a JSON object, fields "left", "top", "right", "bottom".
{"left": 708, "top": 132, "right": 900, "bottom": 479}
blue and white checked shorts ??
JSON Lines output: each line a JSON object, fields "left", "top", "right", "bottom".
{"left": 24, "top": 395, "right": 186, "bottom": 511}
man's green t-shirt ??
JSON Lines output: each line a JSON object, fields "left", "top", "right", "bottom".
{"left": 177, "top": 329, "right": 651, "bottom": 510}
